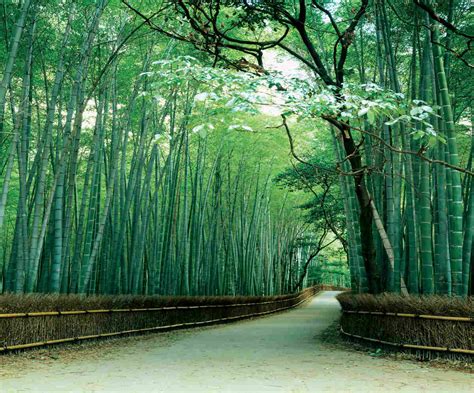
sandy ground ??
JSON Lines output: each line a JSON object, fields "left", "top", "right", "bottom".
{"left": 0, "top": 291, "right": 472, "bottom": 393}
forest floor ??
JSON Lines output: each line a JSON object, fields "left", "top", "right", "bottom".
{"left": 1, "top": 291, "right": 472, "bottom": 393}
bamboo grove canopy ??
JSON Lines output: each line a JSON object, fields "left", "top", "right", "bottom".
{"left": 0, "top": 0, "right": 473, "bottom": 297}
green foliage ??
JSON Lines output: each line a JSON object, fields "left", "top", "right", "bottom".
{"left": 0, "top": 0, "right": 472, "bottom": 298}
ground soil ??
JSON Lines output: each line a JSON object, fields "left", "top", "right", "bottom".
{"left": 1, "top": 291, "right": 472, "bottom": 392}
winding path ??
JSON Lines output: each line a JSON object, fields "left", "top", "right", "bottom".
{"left": 1, "top": 291, "right": 472, "bottom": 392}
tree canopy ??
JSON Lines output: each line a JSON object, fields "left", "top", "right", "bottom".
{"left": 0, "top": 0, "right": 472, "bottom": 296}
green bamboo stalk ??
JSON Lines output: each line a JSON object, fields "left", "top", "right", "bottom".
{"left": 431, "top": 26, "right": 464, "bottom": 296}
{"left": 462, "top": 114, "right": 474, "bottom": 295}
{"left": 0, "top": 0, "right": 31, "bottom": 133}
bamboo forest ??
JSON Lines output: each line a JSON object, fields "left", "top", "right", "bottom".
{"left": 0, "top": 0, "right": 473, "bottom": 390}
{"left": 1, "top": 0, "right": 472, "bottom": 297}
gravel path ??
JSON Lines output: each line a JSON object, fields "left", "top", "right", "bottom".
{"left": 1, "top": 291, "right": 472, "bottom": 392}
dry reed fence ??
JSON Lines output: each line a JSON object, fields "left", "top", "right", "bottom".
{"left": 0, "top": 286, "right": 322, "bottom": 351}
{"left": 337, "top": 293, "right": 474, "bottom": 359}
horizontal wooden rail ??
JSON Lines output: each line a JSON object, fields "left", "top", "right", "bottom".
{"left": 0, "top": 295, "right": 313, "bottom": 352}
{"left": 342, "top": 309, "right": 473, "bottom": 322}
{"left": 340, "top": 327, "right": 474, "bottom": 356}
{"left": 0, "top": 293, "right": 309, "bottom": 319}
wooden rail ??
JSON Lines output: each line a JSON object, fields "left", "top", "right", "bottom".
{"left": 341, "top": 309, "right": 473, "bottom": 322}
{"left": 340, "top": 327, "right": 474, "bottom": 356}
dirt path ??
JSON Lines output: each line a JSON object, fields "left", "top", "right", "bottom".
{"left": 1, "top": 291, "right": 472, "bottom": 392}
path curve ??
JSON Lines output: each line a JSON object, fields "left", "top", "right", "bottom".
{"left": 1, "top": 291, "right": 472, "bottom": 392}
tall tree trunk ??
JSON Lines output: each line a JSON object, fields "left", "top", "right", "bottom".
{"left": 340, "top": 123, "right": 381, "bottom": 293}
{"left": 431, "top": 26, "right": 464, "bottom": 296}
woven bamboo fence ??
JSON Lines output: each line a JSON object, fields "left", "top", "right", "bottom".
{"left": 0, "top": 286, "right": 321, "bottom": 352}
{"left": 337, "top": 293, "right": 474, "bottom": 359}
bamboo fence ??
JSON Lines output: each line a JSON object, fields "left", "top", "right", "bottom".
{"left": 0, "top": 287, "right": 319, "bottom": 352}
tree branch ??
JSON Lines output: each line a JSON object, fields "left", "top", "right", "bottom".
{"left": 413, "top": 0, "right": 474, "bottom": 39}
{"left": 326, "top": 117, "right": 474, "bottom": 176}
